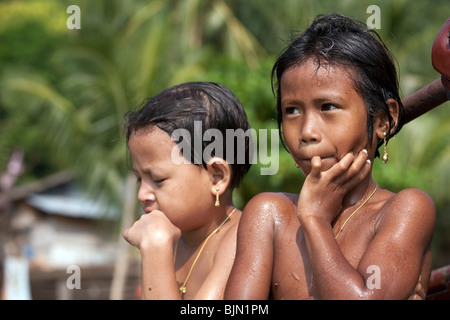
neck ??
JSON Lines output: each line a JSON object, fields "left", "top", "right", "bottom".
{"left": 331, "top": 176, "right": 376, "bottom": 230}
{"left": 180, "top": 201, "right": 235, "bottom": 249}
{"left": 342, "top": 176, "right": 376, "bottom": 209}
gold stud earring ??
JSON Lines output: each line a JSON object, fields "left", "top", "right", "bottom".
{"left": 215, "top": 187, "right": 220, "bottom": 207}
{"left": 295, "top": 163, "right": 299, "bottom": 168}
{"left": 382, "top": 131, "right": 389, "bottom": 163}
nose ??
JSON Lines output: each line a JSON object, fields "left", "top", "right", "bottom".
{"left": 299, "top": 112, "right": 321, "bottom": 146}
{"left": 137, "top": 181, "right": 156, "bottom": 209}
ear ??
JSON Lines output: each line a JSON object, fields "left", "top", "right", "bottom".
{"left": 206, "top": 157, "right": 232, "bottom": 196}
{"left": 373, "top": 98, "right": 400, "bottom": 140}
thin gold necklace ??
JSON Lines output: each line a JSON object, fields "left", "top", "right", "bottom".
{"left": 335, "top": 185, "right": 378, "bottom": 239}
{"left": 173, "top": 207, "right": 237, "bottom": 296}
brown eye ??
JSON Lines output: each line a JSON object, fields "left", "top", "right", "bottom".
{"left": 285, "top": 107, "right": 300, "bottom": 115}
{"left": 321, "top": 104, "right": 338, "bottom": 111}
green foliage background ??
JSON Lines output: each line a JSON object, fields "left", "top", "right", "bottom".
{"left": 0, "top": 0, "right": 449, "bottom": 267}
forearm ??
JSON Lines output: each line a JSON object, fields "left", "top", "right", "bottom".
{"left": 301, "top": 216, "right": 370, "bottom": 299}
{"left": 140, "top": 243, "right": 181, "bottom": 300}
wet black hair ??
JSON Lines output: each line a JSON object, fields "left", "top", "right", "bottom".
{"left": 124, "top": 82, "right": 252, "bottom": 189}
{"left": 271, "top": 13, "right": 405, "bottom": 157}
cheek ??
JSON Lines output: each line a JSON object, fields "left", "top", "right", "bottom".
{"left": 334, "top": 125, "right": 368, "bottom": 156}
{"left": 159, "top": 170, "right": 212, "bottom": 229}
{"left": 282, "top": 122, "right": 299, "bottom": 151}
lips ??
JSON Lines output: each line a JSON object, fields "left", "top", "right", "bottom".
{"left": 142, "top": 205, "right": 154, "bottom": 214}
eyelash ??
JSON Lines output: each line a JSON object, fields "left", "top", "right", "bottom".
{"left": 284, "top": 107, "right": 299, "bottom": 115}
{"left": 135, "top": 177, "right": 165, "bottom": 185}
{"left": 284, "top": 104, "right": 338, "bottom": 115}
{"left": 321, "top": 103, "right": 338, "bottom": 111}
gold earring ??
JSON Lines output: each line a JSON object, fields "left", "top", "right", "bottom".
{"left": 382, "top": 131, "right": 389, "bottom": 163}
{"left": 215, "top": 187, "right": 220, "bottom": 207}
{"left": 295, "top": 163, "right": 299, "bottom": 168}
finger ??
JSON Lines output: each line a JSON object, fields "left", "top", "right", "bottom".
{"left": 309, "top": 156, "right": 323, "bottom": 180}
{"left": 327, "top": 151, "right": 355, "bottom": 177}
{"left": 343, "top": 158, "right": 372, "bottom": 191}
{"left": 122, "top": 228, "right": 129, "bottom": 240}
{"left": 333, "top": 149, "right": 368, "bottom": 185}
{"left": 346, "top": 149, "right": 369, "bottom": 177}
{"left": 122, "top": 228, "right": 135, "bottom": 246}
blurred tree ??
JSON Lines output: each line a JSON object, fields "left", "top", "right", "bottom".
{"left": 1, "top": 0, "right": 266, "bottom": 206}
{"left": 0, "top": 0, "right": 69, "bottom": 176}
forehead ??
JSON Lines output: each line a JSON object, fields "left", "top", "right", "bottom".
{"left": 280, "top": 58, "right": 360, "bottom": 98}
{"left": 128, "top": 126, "right": 177, "bottom": 162}
{"left": 128, "top": 126, "right": 205, "bottom": 181}
{"left": 129, "top": 125, "right": 171, "bottom": 144}
{"left": 280, "top": 59, "right": 370, "bottom": 129}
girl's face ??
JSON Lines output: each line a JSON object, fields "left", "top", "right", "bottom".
{"left": 128, "top": 126, "right": 214, "bottom": 232}
{"left": 280, "top": 58, "right": 372, "bottom": 176}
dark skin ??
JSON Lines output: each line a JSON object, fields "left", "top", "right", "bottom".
{"left": 123, "top": 127, "right": 241, "bottom": 299}
{"left": 224, "top": 59, "right": 436, "bottom": 300}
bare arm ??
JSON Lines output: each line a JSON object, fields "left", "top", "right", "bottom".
{"left": 300, "top": 188, "right": 435, "bottom": 299}
{"left": 139, "top": 238, "right": 181, "bottom": 299}
{"left": 122, "top": 210, "right": 182, "bottom": 299}
{"left": 224, "top": 193, "right": 279, "bottom": 300}
{"left": 296, "top": 151, "right": 435, "bottom": 299}
{"left": 123, "top": 210, "right": 241, "bottom": 300}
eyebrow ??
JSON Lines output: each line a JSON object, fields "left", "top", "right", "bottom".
{"left": 132, "top": 166, "right": 152, "bottom": 176}
{"left": 313, "top": 96, "right": 344, "bottom": 104}
{"left": 282, "top": 95, "right": 345, "bottom": 106}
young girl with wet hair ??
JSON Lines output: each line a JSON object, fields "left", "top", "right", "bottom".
{"left": 225, "top": 13, "right": 435, "bottom": 300}
{"left": 123, "top": 82, "right": 252, "bottom": 299}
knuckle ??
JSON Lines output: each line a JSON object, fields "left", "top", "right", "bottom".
{"left": 337, "top": 161, "right": 348, "bottom": 172}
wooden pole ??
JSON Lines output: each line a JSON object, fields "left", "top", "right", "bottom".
{"left": 402, "top": 78, "right": 448, "bottom": 124}
{"left": 109, "top": 173, "right": 137, "bottom": 300}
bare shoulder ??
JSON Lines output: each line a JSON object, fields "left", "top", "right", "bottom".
{"left": 236, "top": 192, "right": 299, "bottom": 242}
{"left": 377, "top": 188, "right": 436, "bottom": 242}
{"left": 384, "top": 188, "right": 435, "bottom": 219}
{"left": 243, "top": 192, "right": 298, "bottom": 219}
